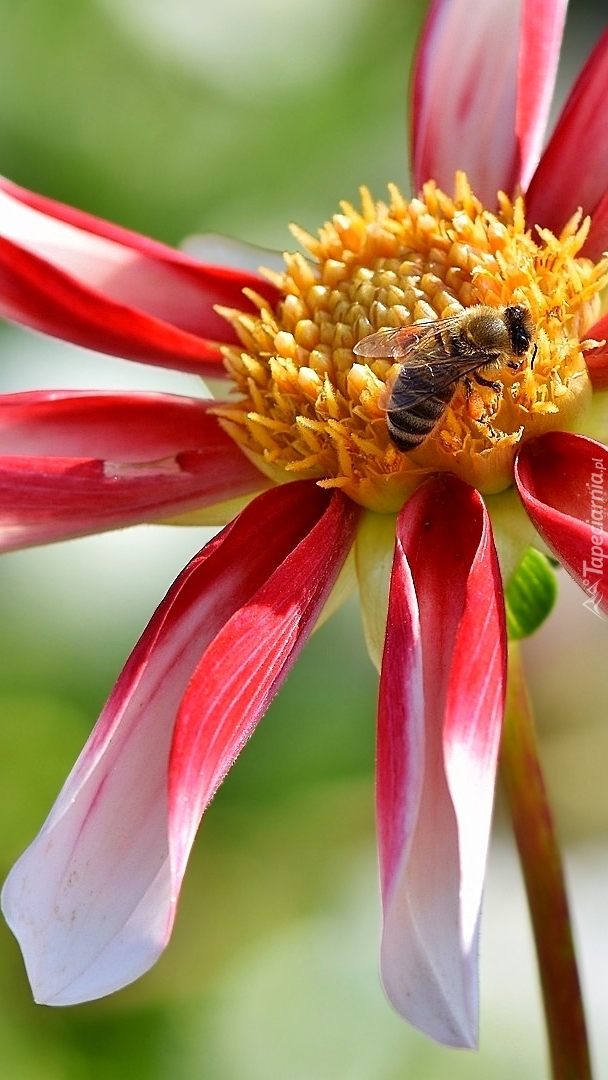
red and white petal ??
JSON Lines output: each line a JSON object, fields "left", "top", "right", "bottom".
{"left": 0, "top": 391, "right": 267, "bottom": 550}
{"left": 515, "top": 432, "right": 608, "bottom": 612}
{"left": 411, "top": 0, "right": 565, "bottom": 205}
{"left": 1, "top": 482, "right": 360, "bottom": 1005}
{"left": 377, "top": 475, "right": 506, "bottom": 1048}
{"left": 525, "top": 29, "right": 608, "bottom": 253}
{"left": 0, "top": 177, "right": 280, "bottom": 374}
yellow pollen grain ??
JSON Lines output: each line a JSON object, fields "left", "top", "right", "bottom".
{"left": 216, "top": 172, "right": 608, "bottom": 513}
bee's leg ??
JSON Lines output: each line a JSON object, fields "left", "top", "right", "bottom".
{"left": 464, "top": 376, "right": 503, "bottom": 436}
{"left": 473, "top": 372, "right": 501, "bottom": 392}
{"left": 464, "top": 377, "right": 498, "bottom": 431}
{"left": 464, "top": 375, "right": 483, "bottom": 417}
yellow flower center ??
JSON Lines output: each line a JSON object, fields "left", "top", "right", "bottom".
{"left": 216, "top": 172, "right": 608, "bottom": 513}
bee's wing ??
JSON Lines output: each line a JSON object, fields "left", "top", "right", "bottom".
{"left": 390, "top": 350, "right": 498, "bottom": 410}
{"left": 353, "top": 321, "right": 437, "bottom": 359}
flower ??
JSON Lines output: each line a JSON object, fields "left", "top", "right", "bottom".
{"left": 1, "top": 0, "right": 608, "bottom": 1052}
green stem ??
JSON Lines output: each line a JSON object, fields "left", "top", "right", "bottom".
{"left": 500, "top": 641, "right": 592, "bottom": 1080}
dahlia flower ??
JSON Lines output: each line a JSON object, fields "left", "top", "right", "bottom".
{"left": 1, "top": 0, "right": 607, "bottom": 1060}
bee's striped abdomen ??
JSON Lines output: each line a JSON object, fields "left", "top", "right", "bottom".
{"left": 386, "top": 381, "right": 454, "bottom": 450}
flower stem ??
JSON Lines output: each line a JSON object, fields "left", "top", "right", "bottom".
{"left": 500, "top": 641, "right": 592, "bottom": 1080}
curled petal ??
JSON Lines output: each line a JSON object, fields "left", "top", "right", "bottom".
{"left": 515, "top": 432, "right": 608, "bottom": 613}
{"left": 377, "top": 475, "right": 506, "bottom": 1047}
{"left": 0, "top": 391, "right": 267, "bottom": 550}
{"left": 525, "top": 29, "right": 608, "bottom": 252}
{"left": 411, "top": 0, "right": 566, "bottom": 203}
{"left": 1, "top": 482, "right": 360, "bottom": 1004}
{"left": 583, "top": 318, "right": 608, "bottom": 390}
{"left": 0, "top": 177, "right": 280, "bottom": 374}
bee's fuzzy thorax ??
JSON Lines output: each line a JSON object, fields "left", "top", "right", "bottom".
{"left": 215, "top": 172, "right": 608, "bottom": 512}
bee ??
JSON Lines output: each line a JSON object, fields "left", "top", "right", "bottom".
{"left": 353, "top": 303, "right": 535, "bottom": 451}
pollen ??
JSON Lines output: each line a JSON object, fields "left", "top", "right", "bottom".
{"left": 216, "top": 172, "right": 608, "bottom": 512}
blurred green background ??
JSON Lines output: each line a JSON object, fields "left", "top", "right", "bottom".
{"left": 1, "top": 1, "right": 608, "bottom": 1077}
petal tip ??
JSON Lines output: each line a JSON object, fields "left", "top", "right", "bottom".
{"left": 380, "top": 951, "right": 479, "bottom": 1049}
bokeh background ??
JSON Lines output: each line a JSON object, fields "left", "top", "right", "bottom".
{"left": 1, "top": 1, "right": 608, "bottom": 1077}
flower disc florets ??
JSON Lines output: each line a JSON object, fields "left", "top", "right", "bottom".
{"left": 217, "top": 172, "right": 608, "bottom": 513}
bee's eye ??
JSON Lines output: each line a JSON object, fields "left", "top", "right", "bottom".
{"left": 512, "top": 327, "right": 531, "bottom": 354}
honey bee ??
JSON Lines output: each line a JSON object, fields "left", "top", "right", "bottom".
{"left": 353, "top": 304, "right": 535, "bottom": 451}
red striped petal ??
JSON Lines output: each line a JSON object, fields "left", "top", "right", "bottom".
{"left": 0, "top": 177, "right": 280, "bottom": 374}
{"left": 515, "top": 0, "right": 568, "bottom": 191}
{"left": 1, "top": 482, "right": 359, "bottom": 1005}
{"left": 168, "top": 488, "right": 360, "bottom": 886}
{"left": 0, "top": 391, "right": 266, "bottom": 550}
{"left": 411, "top": 0, "right": 565, "bottom": 204}
{"left": 515, "top": 432, "right": 608, "bottom": 613}
{"left": 525, "top": 29, "right": 608, "bottom": 251}
{"left": 377, "top": 474, "right": 506, "bottom": 1047}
